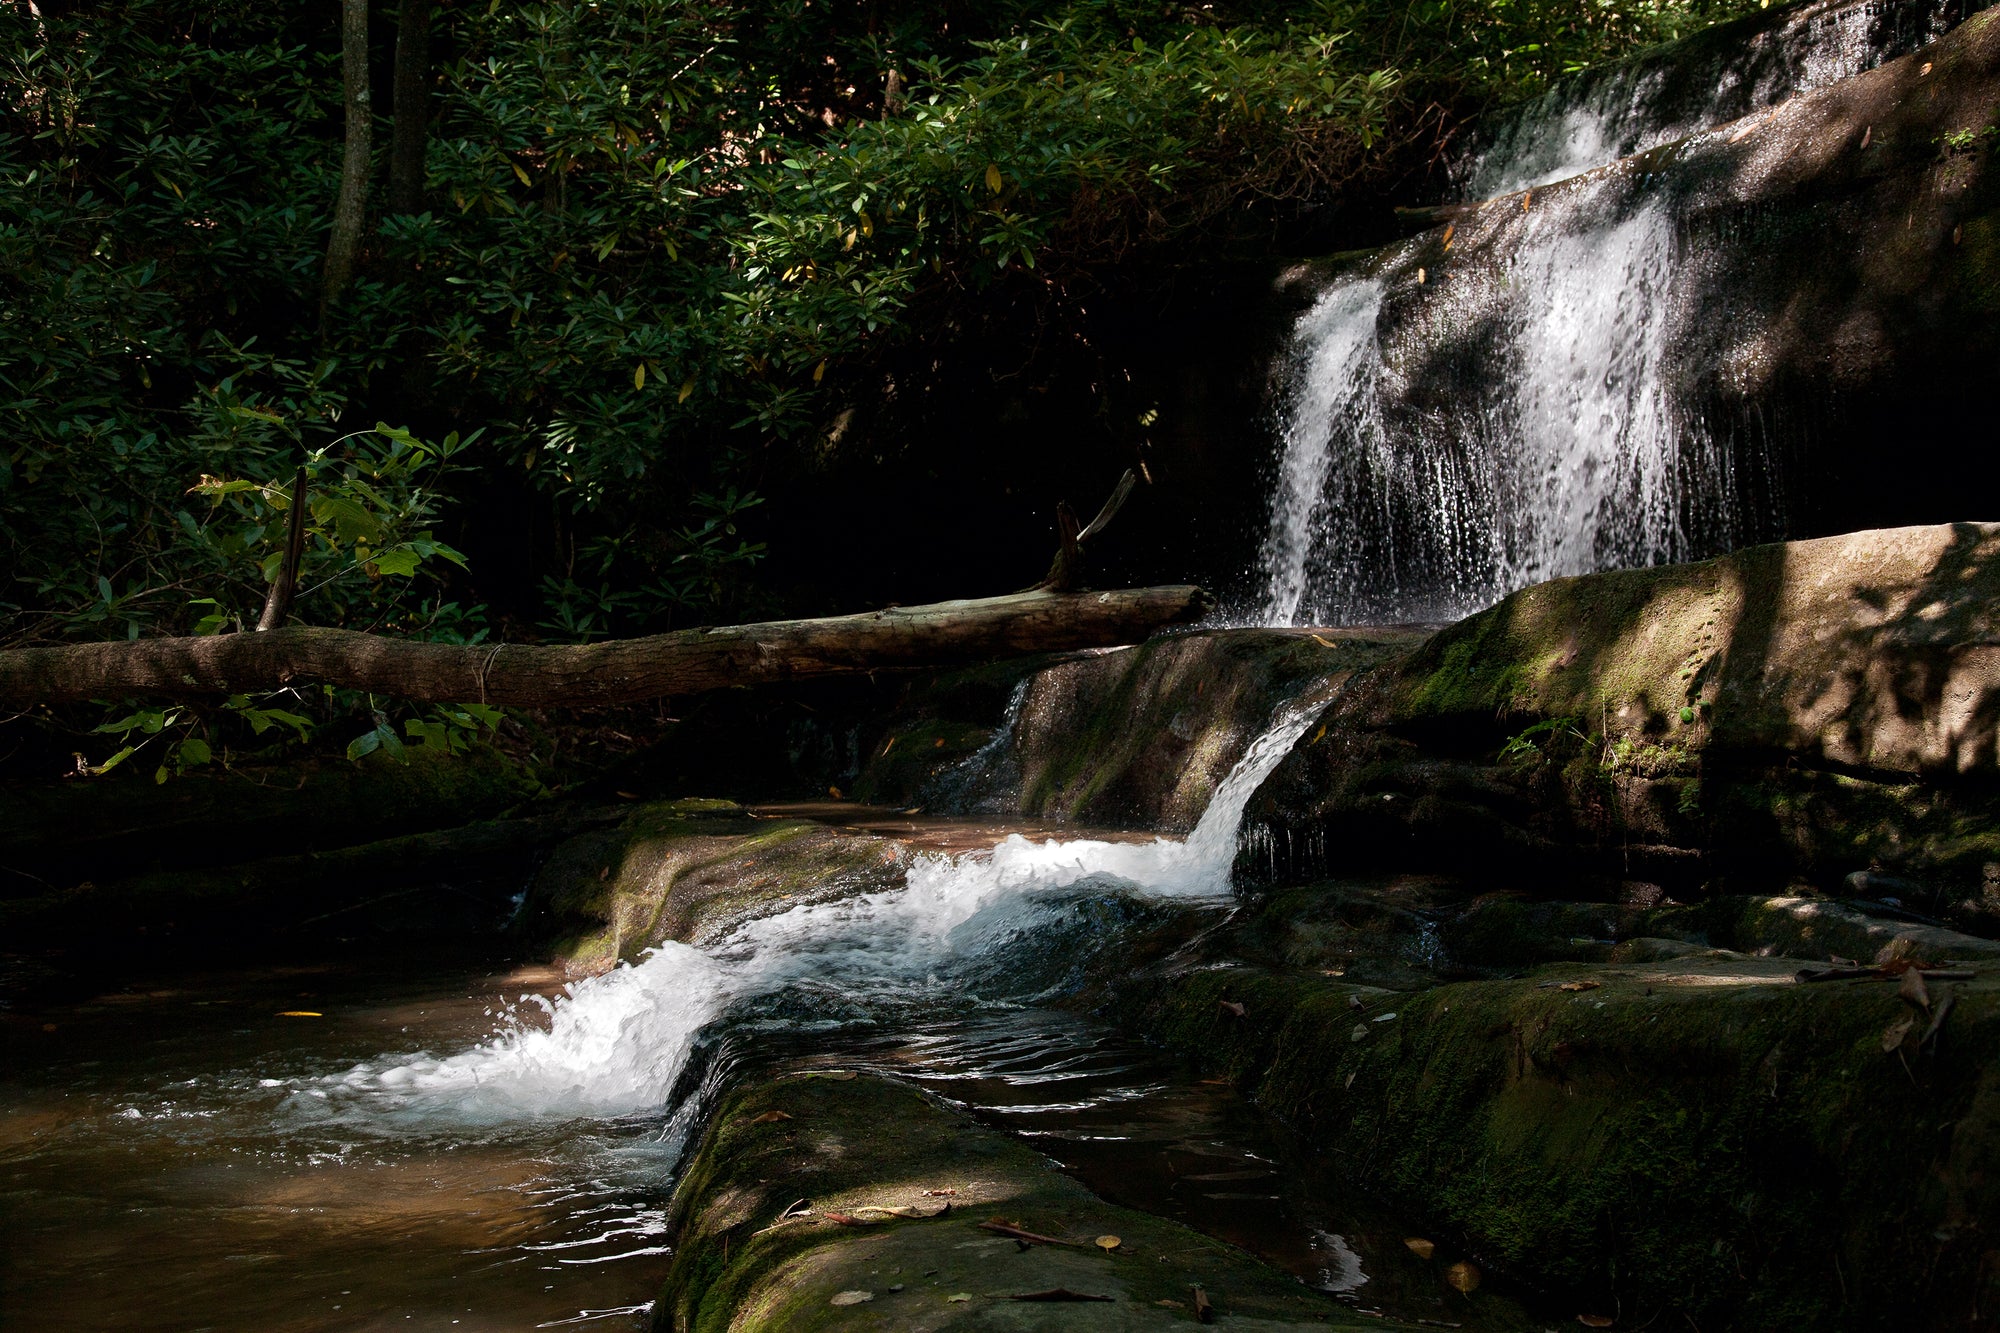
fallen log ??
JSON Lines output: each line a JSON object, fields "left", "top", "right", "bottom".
{"left": 0, "top": 585, "right": 1210, "bottom": 709}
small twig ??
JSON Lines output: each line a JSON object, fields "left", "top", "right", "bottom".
{"left": 255, "top": 463, "right": 311, "bottom": 632}
{"left": 977, "top": 1220, "right": 1085, "bottom": 1248}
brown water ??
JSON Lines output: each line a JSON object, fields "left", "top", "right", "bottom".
{"left": 1, "top": 951, "right": 683, "bottom": 1332}
{"left": 4, "top": 791, "right": 1547, "bottom": 1331}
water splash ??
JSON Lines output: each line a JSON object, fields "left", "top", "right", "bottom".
{"left": 1259, "top": 279, "right": 1386, "bottom": 629}
{"left": 326, "top": 696, "right": 1323, "bottom": 1122}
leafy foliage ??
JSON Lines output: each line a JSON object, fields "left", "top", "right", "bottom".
{"left": 3, "top": 0, "right": 1757, "bottom": 773}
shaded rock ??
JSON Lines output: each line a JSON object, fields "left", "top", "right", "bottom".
{"left": 1242, "top": 524, "right": 2000, "bottom": 910}
{"left": 655, "top": 1068, "right": 1406, "bottom": 1331}
{"left": 520, "top": 800, "right": 905, "bottom": 974}
{"left": 0, "top": 744, "right": 537, "bottom": 896}
{"left": 0, "top": 806, "right": 620, "bottom": 959}
{"left": 1121, "top": 949, "right": 2000, "bottom": 1330}
{"left": 857, "top": 628, "right": 1423, "bottom": 830}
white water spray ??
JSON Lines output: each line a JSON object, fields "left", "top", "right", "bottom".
{"left": 1457, "top": 0, "right": 1974, "bottom": 197}
{"left": 1255, "top": 199, "right": 1734, "bottom": 627}
{"left": 324, "top": 698, "right": 1322, "bottom": 1122}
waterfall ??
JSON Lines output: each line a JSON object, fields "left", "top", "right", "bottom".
{"left": 1256, "top": 197, "right": 1737, "bottom": 627}
{"left": 1456, "top": 0, "right": 1983, "bottom": 197}
{"left": 1246, "top": 0, "right": 1987, "bottom": 626}
{"left": 312, "top": 697, "right": 1323, "bottom": 1123}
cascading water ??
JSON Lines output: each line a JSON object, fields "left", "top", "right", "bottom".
{"left": 1249, "top": 0, "right": 1991, "bottom": 628}
{"left": 1248, "top": 12, "right": 1982, "bottom": 626}
{"left": 316, "top": 695, "right": 1323, "bottom": 1125}
{"left": 1254, "top": 196, "right": 1743, "bottom": 627}
{"left": 1456, "top": 0, "right": 1984, "bottom": 197}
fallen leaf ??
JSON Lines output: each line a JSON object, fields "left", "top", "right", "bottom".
{"left": 1559, "top": 980, "right": 1602, "bottom": 993}
{"left": 1348, "top": 994, "right": 1365, "bottom": 1010}
{"left": 1899, "top": 967, "right": 1932, "bottom": 1012}
{"left": 1095, "top": 1235, "right": 1122, "bottom": 1252}
{"left": 1154, "top": 1298, "right": 1186, "bottom": 1308}
{"left": 1882, "top": 1015, "right": 1915, "bottom": 1052}
{"left": 1218, "top": 1000, "right": 1247, "bottom": 1018}
{"left": 1405, "top": 1237, "right": 1436, "bottom": 1259}
{"left": 748, "top": 1110, "right": 793, "bottom": 1124}
{"left": 823, "top": 1212, "right": 872, "bottom": 1226}
{"left": 1009, "top": 1289, "right": 1112, "bottom": 1302}
{"left": 921, "top": 1188, "right": 958, "bottom": 1197}
{"left": 277, "top": 1011, "right": 322, "bottom": 1018}
{"left": 1924, "top": 990, "right": 1957, "bottom": 1048}
{"left": 1373, "top": 1012, "right": 1399, "bottom": 1022}
{"left": 1445, "top": 1261, "right": 1481, "bottom": 1293}
{"left": 1578, "top": 1317, "right": 1614, "bottom": 1328}
{"left": 1351, "top": 1023, "right": 1370, "bottom": 1043}
{"left": 947, "top": 1292, "right": 973, "bottom": 1302}
{"left": 829, "top": 1290, "right": 873, "bottom": 1306}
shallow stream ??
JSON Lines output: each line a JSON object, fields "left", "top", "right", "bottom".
{"left": 3, "top": 703, "right": 1535, "bottom": 1330}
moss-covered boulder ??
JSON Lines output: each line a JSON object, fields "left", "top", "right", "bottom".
{"left": 520, "top": 799, "right": 905, "bottom": 974}
{"left": 1122, "top": 947, "right": 2000, "bottom": 1331}
{"left": 1242, "top": 524, "right": 2000, "bottom": 919}
{"left": 655, "top": 1067, "right": 1409, "bottom": 1331}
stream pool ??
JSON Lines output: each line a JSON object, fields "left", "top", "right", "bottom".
{"left": 4, "top": 706, "right": 1541, "bottom": 1331}
{"left": 3, "top": 944, "right": 1535, "bottom": 1332}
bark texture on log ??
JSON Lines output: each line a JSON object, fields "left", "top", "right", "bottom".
{"left": 0, "top": 586, "right": 1211, "bottom": 709}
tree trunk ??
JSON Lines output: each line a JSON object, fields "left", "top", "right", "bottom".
{"left": 0, "top": 586, "right": 1211, "bottom": 709}
{"left": 387, "top": 0, "right": 432, "bottom": 215}
{"left": 321, "top": 0, "right": 372, "bottom": 312}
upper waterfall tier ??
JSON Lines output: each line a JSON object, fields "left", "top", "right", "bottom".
{"left": 1250, "top": 8, "right": 2000, "bottom": 627}
{"left": 1455, "top": 0, "right": 1989, "bottom": 198}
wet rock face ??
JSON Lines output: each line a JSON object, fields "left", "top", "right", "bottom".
{"left": 1241, "top": 524, "right": 2000, "bottom": 921}
{"left": 1260, "top": 9, "right": 2000, "bottom": 623}
{"left": 655, "top": 1069, "right": 1382, "bottom": 1331}
{"left": 1124, "top": 947, "right": 2000, "bottom": 1332}
{"left": 1454, "top": 0, "right": 1989, "bottom": 197}
{"left": 520, "top": 800, "right": 905, "bottom": 974}
{"left": 858, "top": 628, "right": 1422, "bottom": 830}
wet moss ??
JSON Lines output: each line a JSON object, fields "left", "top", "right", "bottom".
{"left": 1124, "top": 955, "right": 2000, "bottom": 1329}
{"left": 849, "top": 718, "right": 997, "bottom": 806}
{"left": 656, "top": 1069, "right": 1384, "bottom": 1331}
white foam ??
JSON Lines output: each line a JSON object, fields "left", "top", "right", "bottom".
{"left": 322, "top": 698, "right": 1321, "bottom": 1122}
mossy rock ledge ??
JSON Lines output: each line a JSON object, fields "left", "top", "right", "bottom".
{"left": 854, "top": 627, "right": 1425, "bottom": 830}
{"left": 1121, "top": 942, "right": 2000, "bottom": 1331}
{"left": 654, "top": 1067, "right": 1409, "bottom": 1331}
{"left": 519, "top": 798, "right": 906, "bottom": 974}
{"left": 1239, "top": 523, "right": 2000, "bottom": 925}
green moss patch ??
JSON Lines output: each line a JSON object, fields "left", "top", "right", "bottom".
{"left": 657, "top": 1069, "right": 1405, "bottom": 1331}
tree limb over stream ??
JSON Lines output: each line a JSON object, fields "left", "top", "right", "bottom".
{"left": 0, "top": 585, "right": 1211, "bottom": 709}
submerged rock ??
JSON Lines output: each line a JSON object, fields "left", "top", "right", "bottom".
{"left": 654, "top": 1067, "right": 1405, "bottom": 1331}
